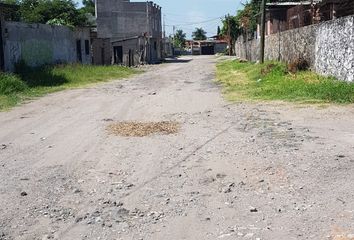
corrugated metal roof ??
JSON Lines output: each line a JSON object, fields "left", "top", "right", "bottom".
{"left": 267, "top": 1, "right": 322, "bottom": 6}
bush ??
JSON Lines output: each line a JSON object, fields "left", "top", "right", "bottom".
{"left": 288, "top": 58, "right": 310, "bottom": 73}
{"left": 0, "top": 73, "right": 27, "bottom": 95}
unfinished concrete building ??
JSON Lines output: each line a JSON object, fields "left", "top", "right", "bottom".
{"left": 95, "top": 0, "right": 162, "bottom": 66}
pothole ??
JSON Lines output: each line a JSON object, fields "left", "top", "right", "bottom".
{"left": 107, "top": 121, "right": 180, "bottom": 137}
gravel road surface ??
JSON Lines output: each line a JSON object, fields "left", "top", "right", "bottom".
{"left": 0, "top": 56, "right": 353, "bottom": 240}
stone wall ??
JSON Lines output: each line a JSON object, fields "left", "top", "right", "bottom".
{"left": 315, "top": 16, "right": 354, "bottom": 82}
{"left": 2, "top": 21, "right": 91, "bottom": 71}
{"left": 235, "top": 15, "right": 354, "bottom": 82}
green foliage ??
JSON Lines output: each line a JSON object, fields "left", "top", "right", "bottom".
{"left": 217, "top": 26, "right": 221, "bottom": 36}
{"left": 0, "top": 73, "right": 27, "bottom": 95}
{"left": 173, "top": 29, "right": 187, "bottom": 48}
{"left": 0, "top": 0, "right": 19, "bottom": 4}
{"left": 192, "top": 27, "right": 207, "bottom": 41}
{"left": 19, "top": 0, "right": 88, "bottom": 27}
{"left": 216, "top": 60, "right": 354, "bottom": 104}
{"left": 0, "top": 64, "right": 138, "bottom": 110}
{"left": 81, "top": 0, "right": 95, "bottom": 16}
{"left": 221, "top": 15, "right": 241, "bottom": 54}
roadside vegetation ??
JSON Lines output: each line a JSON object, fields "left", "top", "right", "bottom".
{"left": 216, "top": 60, "right": 354, "bottom": 104}
{"left": 0, "top": 64, "right": 138, "bottom": 110}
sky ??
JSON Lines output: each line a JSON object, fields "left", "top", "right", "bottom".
{"left": 76, "top": 0, "right": 243, "bottom": 39}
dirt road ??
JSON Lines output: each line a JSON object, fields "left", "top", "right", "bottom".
{"left": 0, "top": 56, "right": 353, "bottom": 240}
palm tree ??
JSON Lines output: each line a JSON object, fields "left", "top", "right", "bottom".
{"left": 192, "top": 28, "right": 207, "bottom": 41}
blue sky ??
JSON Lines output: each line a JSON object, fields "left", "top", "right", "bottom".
{"left": 76, "top": 0, "right": 243, "bottom": 39}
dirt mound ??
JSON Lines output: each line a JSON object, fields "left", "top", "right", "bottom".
{"left": 107, "top": 121, "right": 180, "bottom": 137}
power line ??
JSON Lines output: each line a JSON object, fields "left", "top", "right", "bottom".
{"left": 165, "top": 16, "right": 222, "bottom": 27}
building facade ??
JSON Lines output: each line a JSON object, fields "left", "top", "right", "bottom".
{"left": 1, "top": 21, "right": 91, "bottom": 72}
{"left": 95, "top": 0, "right": 162, "bottom": 66}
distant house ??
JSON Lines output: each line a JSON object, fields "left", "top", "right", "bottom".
{"left": 258, "top": 0, "right": 354, "bottom": 36}
{"left": 95, "top": 0, "right": 162, "bottom": 66}
{"left": 316, "top": 0, "right": 354, "bottom": 21}
{"left": 185, "top": 39, "right": 228, "bottom": 55}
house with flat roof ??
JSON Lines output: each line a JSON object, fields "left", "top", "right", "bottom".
{"left": 95, "top": 0, "right": 162, "bottom": 66}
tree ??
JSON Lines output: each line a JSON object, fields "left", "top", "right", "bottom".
{"left": 0, "top": 0, "right": 19, "bottom": 4}
{"left": 173, "top": 29, "right": 186, "bottom": 48}
{"left": 217, "top": 26, "right": 221, "bottom": 36}
{"left": 221, "top": 15, "right": 241, "bottom": 55}
{"left": 192, "top": 27, "right": 207, "bottom": 40}
{"left": 19, "top": 0, "right": 88, "bottom": 27}
{"left": 80, "top": 0, "right": 95, "bottom": 16}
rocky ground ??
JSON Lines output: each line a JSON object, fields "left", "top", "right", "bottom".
{"left": 0, "top": 56, "right": 353, "bottom": 240}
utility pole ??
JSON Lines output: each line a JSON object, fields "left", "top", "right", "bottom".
{"left": 163, "top": 14, "right": 166, "bottom": 38}
{"left": 228, "top": 15, "right": 231, "bottom": 56}
{"left": 260, "top": 0, "right": 266, "bottom": 63}
{"left": 145, "top": 1, "right": 150, "bottom": 63}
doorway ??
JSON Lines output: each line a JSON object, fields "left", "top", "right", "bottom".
{"left": 76, "top": 40, "right": 82, "bottom": 63}
{"left": 113, "top": 46, "right": 123, "bottom": 64}
{"left": 0, "top": 20, "right": 4, "bottom": 71}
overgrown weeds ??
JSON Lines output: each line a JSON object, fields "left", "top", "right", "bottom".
{"left": 0, "top": 63, "right": 138, "bottom": 111}
{"left": 216, "top": 60, "right": 354, "bottom": 104}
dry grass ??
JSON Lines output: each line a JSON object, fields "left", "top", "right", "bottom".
{"left": 107, "top": 121, "right": 180, "bottom": 137}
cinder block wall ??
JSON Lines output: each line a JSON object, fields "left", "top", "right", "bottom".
{"left": 2, "top": 21, "right": 91, "bottom": 71}
{"left": 235, "top": 15, "right": 354, "bottom": 82}
{"left": 96, "top": 0, "right": 162, "bottom": 65}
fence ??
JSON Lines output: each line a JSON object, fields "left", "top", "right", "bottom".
{"left": 235, "top": 15, "right": 354, "bottom": 82}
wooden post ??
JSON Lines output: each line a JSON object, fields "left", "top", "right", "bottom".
{"left": 228, "top": 16, "right": 231, "bottom": 56}
{"left": 260, "top": 0, "right": 266, "bottom": 63}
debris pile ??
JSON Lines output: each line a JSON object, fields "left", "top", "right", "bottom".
{"left": 107, "top": 121, "right": 180, "bottom": 137}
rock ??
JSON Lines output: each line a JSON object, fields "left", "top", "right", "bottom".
{"left": 73, "top": 189, "right": 81, "bottom": 194}
{"left": 337, "top": 154, "right": 345, "bottom": 158}
{"left": 250, "top": 207, "right": 258, "bottom": 212}
{"left": 20, "top": 191, "right": 28, "bottom": 196}
{"left": 216, "top": 173, "right": 226, "bottom": 179}
{"left": 1, "top": 144, "right": 7, "bottom": 150}
{"left": 75, "top": 217, "right": 83, "bottom": 223}
{"left": 239, "top": 181, "right": 246, "bottom": 186}
{"left": 95, "top": 217, "right": 102, "bottom": 223}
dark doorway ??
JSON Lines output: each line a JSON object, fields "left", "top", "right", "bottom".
{"left": 101, "top": 47, "right": 105, "bottom": 65}
{"left": 76, "top": 40, "right": 82, "bottom": 62}
{"left": 201, "top": 46, "right": 214, "bottom": 55}
{"left": 113, "top": 46, "right": 123, "bottom": 64}
{"left": 128, "top": 49, "right": 134, "bottom": 67}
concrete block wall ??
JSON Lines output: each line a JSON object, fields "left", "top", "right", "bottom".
{"left": 235, "top": 15, "right": 354, "bottom": 82}
{"left": 2, "top": 21, "right": 91, "bottom": 71}
{"left": 96, "top": 0, "right": 162, "bottom": 65}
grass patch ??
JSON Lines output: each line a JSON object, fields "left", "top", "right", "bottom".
{"left": 0, "top": 64, "right": 138, "bottom": 111}
{"left": 216, "top": 60, "right": 354, "bottom": 104}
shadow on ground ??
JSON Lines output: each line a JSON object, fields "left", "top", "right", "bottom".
{"left": 163, "top": 57, "right": 192, "bottom": 64}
